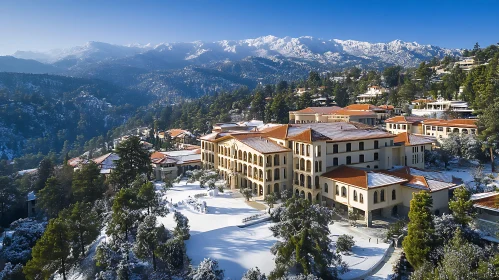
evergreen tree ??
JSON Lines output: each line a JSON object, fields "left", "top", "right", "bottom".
{"left": 383, "top": 65, "right": 402, "bottom": 88}
{"left": 269, "top": 197, "right": 342, "bottom": 279}
{"left": 173, "top": 211, "right": 190, "bottom": 240}
{"left": 38, "top": 177, "right": 71, "bottom": 218}
{"left": 333, "top": 84, "right": 349, "bottom": 107}
{"left": 107, "top": 188, "right": 142, "bottom": 242}
{"left": 477, "top": 102, "right": 499, "bottom": 172}
{"left": 72, "top": 162, "right": 106, "bottom": 203}
{"left": 24, "top": 218, "right": 71, "bottom": 280}
{"left": 242, "top": 267, "right": 267, "bottom": 280}
{"left": 297, "top": 92, "right": 313, "bottom": 110}
{"left": 110, "top": 136, "right": 151, "bottom": 188}
{"left": 60, "top": 202, "right": 101, "bottom": 259}
{"left": 264, "top": 193, "right": 276, "bottom": 214}
{"left": 0, "top": 176, "right": 20, "bottom": 224}
{"left": 268, "top": 93, "right": 289, "bottom": 123}
{"left": 448, "top": 186, "right": 474, "bottom": 227}
{"left": 137, "top": 181, "right": 169, "bottom": 217}
{"left": 35, "top": 158, "right": 54, "bottom": 191}
{"left": 156, "top": 237, "right": 187, "bottom": 275}
{"left": 402, "top": 191, "right": 434, "bottom": 269}
{"left": 250, "top": 91, "right": 266, "bottom": 120}
{"left": 133, "top": 215, "right": 168, "bottom": 271}
{"left": 189, "top": 258, "right": 224, "bottom": 280}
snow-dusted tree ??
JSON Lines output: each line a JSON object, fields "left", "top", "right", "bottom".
{"left": 188, "top": 258, "right": 224, "bottom": 280}
{"left": 137, "top": 181, "right": 169, "bottom": 217}
{"left": 336, "top": 235, "right": 355, "bottom": 253}
{"left": 449, "top": 186, "right": 475, "bottom": 226}
{"left": 107, "top": 188, "right": 143, "bottom": 242}
{"left": 460, "top": 134, "right": 485, "bottom": 161}
{"left": 60, "top": 202, "right": 102, "bottom": 259}
{"left": 72, "top": 161, "right": 106, "bottom": 204}
{"left": 133, "top": 215, "right": 168, "bottom": 271}
{"left": 241, "top": 187, "right": 253, "bottom": 201}
{"left": 163, "top": 177, "right": 173, "bottom": 192}
{"left": 280, "top": 274, "right": 321, "bottom": 280}
{"left": 269, "top": 197, "right": 343, "bottom": 279}
{"left": 264, "top": 193, "right": 277, "bottom": 214}
{"left": 1, "top": 218, "right": 47, "bottom": 264}
{"left": 441, "top": 133, "right": 462, "bottom": 158}
{"left": 242, "top": 267, "right": 267, "bottom": 280}
{"left": 156, "top": 237, "right": 187, "bottom": 275}
{"left": 0, "top": 262, "right": 24, "bottom": 280}
{"left": 280, "top": 189, "right": 291, "bottom": 203}
{"left": 174, "top": 175, "right": 182, "bottom": 184}
{"left": 173, "top": 211, "right": 190, "bottom": 240}
{"left": 24, "top": 218, "right": 71, "bottom": 280}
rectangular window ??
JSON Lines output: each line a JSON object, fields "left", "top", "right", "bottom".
{"left": 333, "top": 144, "right": 338, "bottom": 154}
{"left": 374, "top": 140, "right": 379, "bottom": 149}
{"left": 359, "top": 142, "right": 364, "bottom": 151}
{"left": 346, "top": 143, "right": 351, "bottom": 152}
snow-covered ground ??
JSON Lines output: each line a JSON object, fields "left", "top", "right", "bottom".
{"left": 330, "top": 223, "right": 391, "bottom": 280}
{"left": 158, "top": 181, "right": 277, "bottom": 279}
{"left": 158, "top": 180, "right": 391, "bottom": 279}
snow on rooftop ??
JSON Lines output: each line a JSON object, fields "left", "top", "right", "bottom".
{"left": 240, "top": 137, "right": 289, "bottom": 153}
{"left": 471, "top": 192, "right": 499, "bottom": 201}
{"left": 17, "top": 168, "right": 37, "bottom": 176}
{"left": 367, "top": 172, "right": 406, "bottom": 188}
{"left": 27, "top": 191, "right": 36, "bottom": 201}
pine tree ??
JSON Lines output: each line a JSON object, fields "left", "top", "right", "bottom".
{"left": 269, "top": 197, "right": 342, "bottom": 279}
{"left": 24, "top": 218, "right": 71, "bottom": 280}
{"left": 156, "top": 237, "right": 187, "bottom": 275}
{"left": 477, "top": 102, "right": 499, "bottom": 172}
{"left": 134, "top": 215, "right": 168, "bottom": 271}
{"left": 38, "top": 177, "right": 71, "bottom": 217}
{"left": 448, "top": 186, "right": 474, "bottom": 226}
{"left": 60, "top": 202, "right": 101, "bottom": 259}
{"left": 173, "top": 211, "right": 190, "bottom": 240}
{"left": 402, "top": 191, "right": 434, "bottom": 269}
{"left": 242, "top": 267, "right": 267, "bottom": 280}
{"left": 110, "top": 136, "right": 151, "bottom": 188}
{"left": 334, "top": 84, "right": 349, "bottom": 107}
{"left": 107, "top": 188, "right": 142, "bottom": 242}
{"left": 189, "top": 258, "right": 224, "bottom": 280}
{"left": 0, "top": 176, "right": 20, "bottom": 223}
{"left": 137, "top": 181, "right": 169, "bottom": 217}
{"left": 250, "top": 91, "right": 266, "bottom": 120}
{"left": 35, "top": 158, "right": 54, "bottom": 191}
{"left": 72, "top": 162, "right": 106, "bottom": 203}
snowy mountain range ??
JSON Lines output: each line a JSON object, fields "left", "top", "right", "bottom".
{"left": 13, "top": 35, "right": 461, "bottom": 67}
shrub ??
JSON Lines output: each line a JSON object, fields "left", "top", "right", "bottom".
{"left": 336, "top": 234, "right": 355, "bottom": 253}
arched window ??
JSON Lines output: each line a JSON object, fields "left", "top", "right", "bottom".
{"left": 324, "top": 183, "right": 329, "bottom": 193}
{"left": 253, "top": 154, "right": 257, "bottom": 164}
{"left": 374, "top": 191, "right": 378, "bottom": 203}
{"left": 307, "top": 176, "right": 312, "bottom": 189}
{"left": 274, "top": 155, "right": 280, "bottom": 166}
{"left": 299, "top": 174, "right": 305, "bottom": 187}
{"left": 300, "top": 159, "right": 305, "bottom": 171}
{"left": 315, "top": 176, "right": 319, "bottom": 189}
{"left": 341, "top": 186, "right": 347, "bottom": 197}
{"left": 248, "top": 153, "right": 252, "bottom": 163}
{"left": 306, "top": 160, "right": 311, "bottom": 172}
{"left": 353, "top": 190, "right": 358, "bottom": 201}
{"left": 283, "top": 156, "right": 286, "bottom": 165}
{"left": 381, "top": 190, "right": 385, "bottom": 202}
{"left": 392, "top": 189, "right": 396, "bottom": 200}
{"left": 360, "top": 193, "right": 364, "bottom": 203}
{"left": 259, "top": 156, "right": 263, "bottom": 166}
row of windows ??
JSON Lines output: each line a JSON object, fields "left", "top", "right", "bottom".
{"left": 332, "top": 153, "right": 379, "bottom": 166}
{"left": 330, "top": 140, "right": 383, "bottom": 154}
{"left": 327, "top": 184, "right": 397, "bottom": 204}
{"left": 388, "top": 124, "right": 409, "bottom": 130}
{"left": 295, "top": 143, "right": 322, "bottom": 157}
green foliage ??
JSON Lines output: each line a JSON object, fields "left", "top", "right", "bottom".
{"left": 72, "top": 162, "right": 106, "bottom": 203}
{"left": 138, "top": 181, "right": 168, "bottom": 216}
{"left": 269, "top": 197, "right": 341, "bottom": 279}
{"left": 173, "top": 211, "right": 190, "bottom": 240}
{"left": 107, "top": 188, "right": 143, "bottom": 242}
{"left": 385, "top": 220, "right": 406, "bottom": 241}
{"left": 156, "top": 237, "right": 188, "bottom": 275}
{"left": 336, "top": 234, "right": 355, "bottom": 253}
{"left": 110, "top": 136, "right": 152, "bottom": 188}
{"left": 37, "top": 176, "right": 72, "bottom": 218}
{"left": 241, "top": 187, "right": 253, "bottom": 201}
{"left": 264, "top": 193, "right": 277, "bottom": 213}
{"left": 448, "top": 186, "right": 474, "bottom": 226}
{"left": 133, "top": 215, "right": 168, "bottom": 271}
{"left": 24, "top": 218, "right": 71, "bottom": 280}
{"left": 0, "top": 176, "right": 21, "bottom": 225}
{"left": 402, "top": 191, "right": 434, "bottom": 269}
{"left": 35, "top": 158, "right": 54, "bottom": 192}
{"left": 59, "top": 202, "right": 102, "bottom": 259}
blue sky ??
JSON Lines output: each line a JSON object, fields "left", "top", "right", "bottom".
{"left": 0, "top": 0, "right": 497, "bottom": 55}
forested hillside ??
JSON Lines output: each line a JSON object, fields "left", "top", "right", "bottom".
{"left": 0, "top": 73, "right": 151, "bottom": 163}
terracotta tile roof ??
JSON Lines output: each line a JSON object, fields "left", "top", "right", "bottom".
{"left": 473, "top": 193, "right": 499, "bottom": 210}
{"left": 286, "top": 128, "right": 330, "bottom": 143}
{"left": 393, "top": 132, "right": 435, "bottom": 146}
{"left": 260, "top": 124, "right": 289, "bottom": 139}
{"left": 291, "top": 106, "right": 342, "bottom": 114}
{"left": 321, "top": 166, "right": 407, "bottom": 189}
{"left": 422, "top": 119, "right": 477, "bottom": 129}
{"left": 150, "top": 151, "right": 166, "bottom": 160}
{"left": 345, "top": 104, "right": 381, "bottom": 111}
{"left": 385, "top": 116, "right": 426, "bottom": 124}
{"left": 379, "top": 105, "right": 394, "bottom": 110}
{"left": 167, "top": 129, "right": 188, "bottom": 138}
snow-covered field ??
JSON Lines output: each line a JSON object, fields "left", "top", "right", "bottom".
{"left": 158, "top": 181, "right": 278, "bottom": 279}
{"left": 158, "top": 180, "right": 391, "bottom": 279}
